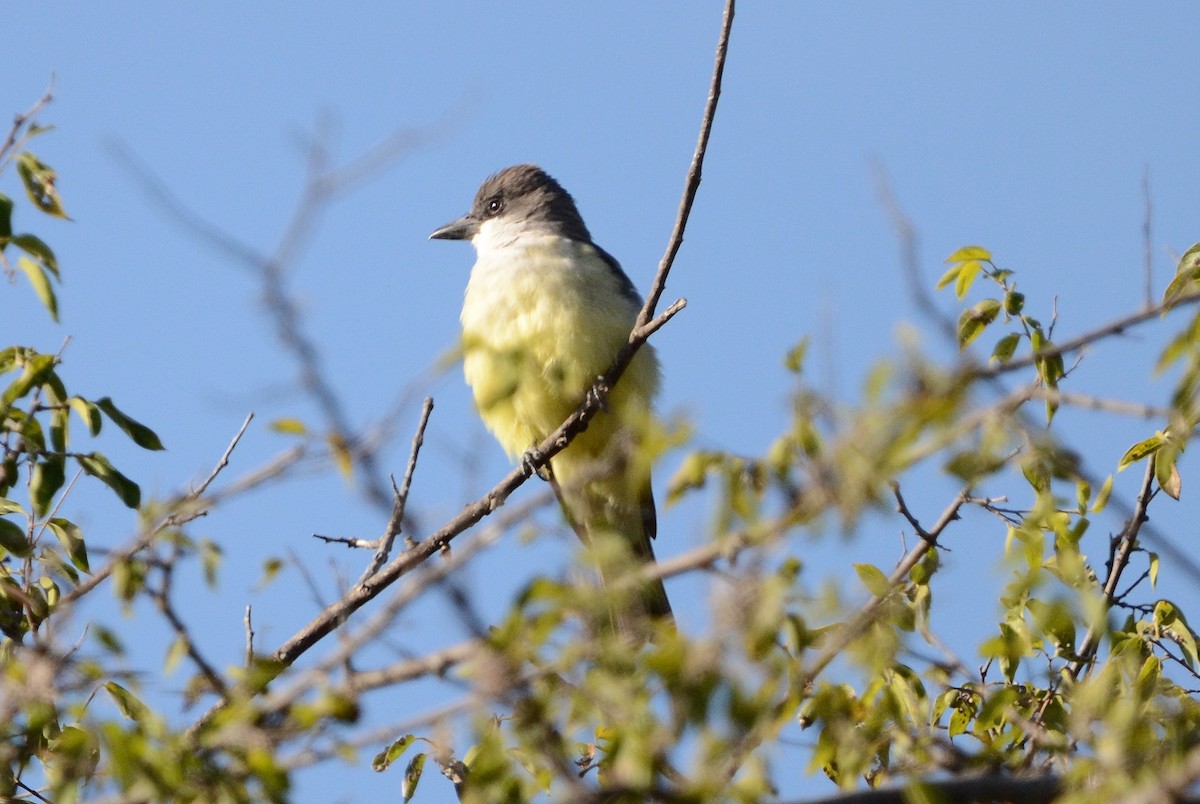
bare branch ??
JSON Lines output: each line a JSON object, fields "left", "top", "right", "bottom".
{"left": 1068, "top": 458, "right": 1157, "bottom": 678}
{"left": 969, "top": 289, "right": 1200, "bottom": 381}
{"left": 637, "top": 0, "right": 733, "bottom": 330}
{"left": 191, "top": 412, "right": 254, "bottom": 499}
{"left": 359, "top": 397, "right": 434, "bottom": 581}
{"left": 244, "top": 605, "right": 255, "bottom": 666}
{"left": 61, "top": 414, "right": 256, "bottom": 606}
{"left": 0, "top": 77, "right": 55, "bottom": 166}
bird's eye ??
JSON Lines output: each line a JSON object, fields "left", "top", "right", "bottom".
{"left": 486, "top": 197, "right": 503, "bottom": 215}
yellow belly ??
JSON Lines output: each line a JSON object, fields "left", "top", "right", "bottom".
{"left": 459, "top": 237, "right": 660, "bottom": 468}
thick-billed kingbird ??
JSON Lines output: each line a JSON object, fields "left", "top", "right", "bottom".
{"left": 430, "top": 164, "right": 672, "bottom": 639}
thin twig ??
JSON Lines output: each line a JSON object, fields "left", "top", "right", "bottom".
{"left": 969, "top": 289, "right": 1200, "bottom": 381}
{"left": 1068, "top": 458, "right": 1157, "bottom": 678}
{"left": 718, "top": 485, "right": 970, "bottom": 786}
{"left": 359, "top": 397, "right": 434, "bottom": 581}
{"left": 61, "top": 414, "right": 256, "bottom": 606}
{"left": 637, "top": 0, "right": 733, "bottom": 330}
{"left": 0, "top": 78, "right": 55, "bottom": 166}
{"left": 191, "top": 412, "right": 254, "bottom": 499}
{"left": 244, "top": 605, "right": 255, "bottom": 666}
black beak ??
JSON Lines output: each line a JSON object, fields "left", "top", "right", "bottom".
{"left": 429, "top": 214, "right": 479, "bottom": 241}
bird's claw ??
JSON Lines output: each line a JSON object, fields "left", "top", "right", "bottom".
{"left": 585, "top": 380, "right": 610, "bottom": 412}
{"left": 521, "top": 447, "right": 550, "bottom": 480}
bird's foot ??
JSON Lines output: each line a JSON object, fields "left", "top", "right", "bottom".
{"left": 520, "top": 447, "right": 551, "bottom": 481}
{"left": 585, "top": 379, "right": 610, "bottom": 412}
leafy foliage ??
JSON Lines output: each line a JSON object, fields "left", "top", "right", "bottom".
{"left": 5, "top": 88, "right": 1200, "bottom": 804}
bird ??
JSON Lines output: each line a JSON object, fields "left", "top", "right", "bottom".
{"left": 430, "top": 164, "right": 672, "bottom": 639}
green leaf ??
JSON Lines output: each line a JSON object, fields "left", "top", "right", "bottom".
{"left": 990, "top": 332, "right": 1021, "bottom": 364}
{"left": 1149, "top": 552, "right": 1160, "bottom": 589}
{"left": 948, "top": 702, "right": 971, "bottom": 737}
{"left": 1119, "top": 434, "right": 1165, "bottom": 471}
{"left": 69, "top": 396, "right": 102, "bottom": 436}
{"left": 372, "top": 734, "right": 415, "bottom": 772}
{"left": 104, "top": 681, "right": 146, "bottom": 721}
{"left": 1155, "top": 450, "right": 1182, "bottom": 500}
{"left": 50, "top": 404, "right": 68, "bottom": 452}
{"left": 783, "top": 338, "right": 809, "bottom": 374}
{"left": 954, "top": 259, "right": 982, "bottom": 299}
{"left": 1027, "top": 599, "right": 1075, "bottom": 652}
{"left": 95, "top": 397, "right": 165, "bottom": 451}
{"left": 16, "top": 151, "right": 70, "bottom": 219}
{"left": 10, "top": 233, "right": 59, "bottom": 280}
{"left": 0, "top": 517, "right": 31, "bottom": 558}
{"left": 1091, "top": 475, "right": 1113, "bottom": 513}
{"left": 30, "top": 454, "right": 65, "bottom": 517}
{"left": 328, "top": 432, "right": 353, "bottom": 480}
{"left": 47, "top": 517, "right": 88, "bottom": 573}
{"left": 974, "top": 686, "right": 1018, "bottom": 732}
{"left": 1155, "top": 312, "right": 1200, "bottom": 373}
{"left": 0, "top": 499, "right": 25, "bottom": 515}
{"left": 1163, "top": 243, "right": 1200, "bottom": 306}
{"left": 258, "top": 557, "right": 284, "bottom": 589}
{"left": 269, "top": 417, "right": 308, "bottom": 436}
{"left": 946, "top": 245, "right": 992, "bottom": 263}
{"left": 401, "top": 752, "right": 427, "bottom": 802}
{"left": 935, "top": 263, "right": 962, "bottom": 292}
{"left": 0, "top": 352, "right": 56, "bottom": 409}
{"left": 957, "top": 298, "right": 1002, "bottom": 349}
{"left": 200, "top": 539, "right": 222, "bottom": 587}
{"left": 76, "top": 452, "right": 141, "bottom": 508}
{"left": 0, "top": 193, "right": 12, "bottom": 238}
{"left": 1154, "top": 600, "right": 1199, "bottom": 670}
{"left": 854, "top": 563, "right": 891, "bottom": 598}
{"left": 164, "top": 635, "right": 189, "bottom": 675}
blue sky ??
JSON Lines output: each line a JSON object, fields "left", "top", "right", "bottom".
{"left": 8, "top": 4, "right": 1200, "bottom": 801}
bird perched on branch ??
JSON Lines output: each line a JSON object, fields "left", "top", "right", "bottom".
{"left": 430, "top": 164, "right": 671, "bottom": 639}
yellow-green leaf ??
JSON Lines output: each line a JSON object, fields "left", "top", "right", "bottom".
{"left": 401, "top": 752, "right": 427, "bottom": 802}
{"left": 270, "top": 417, "right": 309, "bottom": 436}
{"left": 990, "top": 332, "right": 1021, "bottom": 364}
{"left": 946, "top": 245, "right": 992, "bottom": 263}
{"left": 1163, "top": 243, "right": 1200, "bottom": 307}
{"left": 104, "top": 681, "right": 146, "bottom": 721}
{"left": 0, "top": 517, "right": 31, "bottom": 558}
{"left": 76, "top": 452, "right": 141, "bottom": 508}
{"left": 96, "top": 397, "right": 165, "bottom": 451}
{"left": 854, "top": 563, "right": 891, "bottom": 598}
{"left": 30, "top": 454, "right": 65, "bottom": 517}
{"left": 1118, "top": 434, "right": 1165, "bottom": 471}
{"left": 957, "top": 298, "right": 1002, "bottom": 349}
{"left": 17, "top": 256, "right": 58, "bottom": 322}
{"left": 936, "top": 263, "right": 962, "bottom": 292}
{"left": 69, "top": 396, "right": 102, "bottom": 435}
{"left": 372, "top": 734, "right": 415, "bottom": 772}
{"left": 328, "top": 433, "right": 353, "bottom": 480}
{"left": 10, "top": 233, "right": 59, "bottom": 280}
{"left": 1157, "top": 454, "right": 1182, "bottom": 500}
{"left": 1091, "top": 475, "right": 1113, "bottom": 513}
{"left": 47, "top": 517, "right": 88, "bottom": 572}
{"left": 164, "top": 635, "right": 188, "bottom": 675}
{"left": 16, "top": 151, "right": 70, "bottom": 219}
{"left": 954, "top": 259, "right": 982, "bottom": 299}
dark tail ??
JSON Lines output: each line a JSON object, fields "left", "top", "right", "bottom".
{"left": 550, "top": 470, "right": 673, "bottom": 641}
